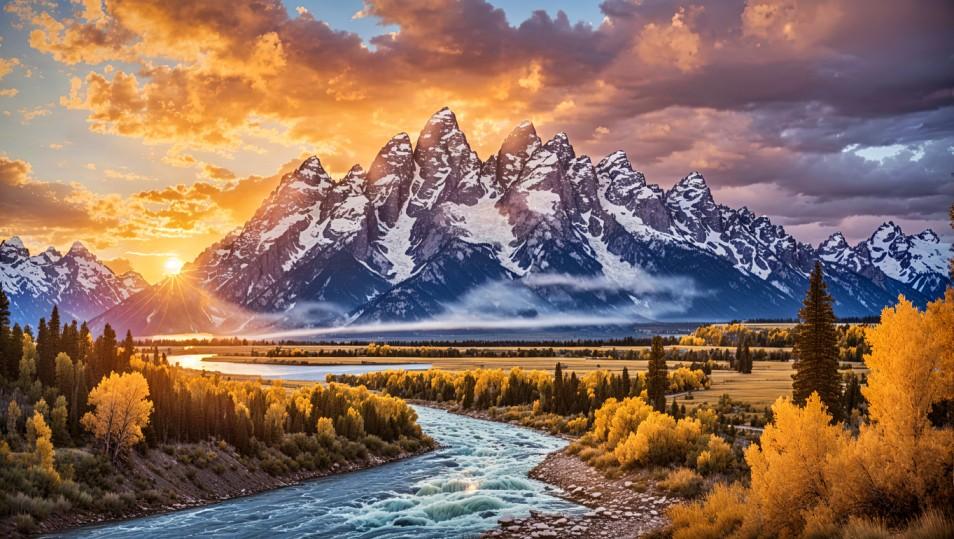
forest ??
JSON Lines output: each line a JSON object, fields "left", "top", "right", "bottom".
{"left": 0, "top": 290, "right": 433, "bottom": 535}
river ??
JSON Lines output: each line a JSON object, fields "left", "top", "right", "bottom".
{"left": 53, "top": 406, "right": 583, "bottom": 538}
{"left": 167, "top": 354, "right": 432, "bottom": 381}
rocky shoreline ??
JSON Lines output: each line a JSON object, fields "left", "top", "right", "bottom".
{"left": 485, "top": 450, "right": 676, "bottom": 538}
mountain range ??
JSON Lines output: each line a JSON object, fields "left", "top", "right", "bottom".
{"left": 0, "top": 237, "right": 147, "bottom": 326}
{"left": 2, "top": 108, "right": 950, "bottom": 335}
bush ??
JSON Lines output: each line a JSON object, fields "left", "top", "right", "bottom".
{"left": 97, "top": 492, "right": 127, "bottom": 515}
{"left": 667, "top": 483, "right": 747, "bottom": 539}
{"left": 14, "top": 513, "right": 36, "bottom": 534}
{"left": 696, "top": 435, "right": 734, "bottom": 475}
{"left": 659, "top": 468, "right": 705, "bottom": 499}
{"left": 565, "top": 417, "right": 589, "bottom": 435}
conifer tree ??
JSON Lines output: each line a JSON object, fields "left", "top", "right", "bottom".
{"left": 792, "top": 261, "right": 842, "bottom": 420}
{"left": 7, "top": 323, "right": 23, "bottom": 381}
{"left": 121, "top": 329, "right": 135, "bottom": 370}
{"left": 93, "top": 323, "right": 118, "bottom": 381}
{"left": 740, "top": 339, "right": 753, "bottom": 374}
{"left": 553, "top": 362, "right": 564, "bottom": 414}
{"left": 622, "top": 366, "right": 631, "bottom": 396}
{"left": 48, "top": 306, "right": 61, "bottom": 355}
{"left": 647, "top": 336, "right": 669, "bottom": 412}
{"left": 0, "top": 288, "right": 9, "bottom": 381}
{"left": 37, "top": 317, "right": 55, "bottom": 386}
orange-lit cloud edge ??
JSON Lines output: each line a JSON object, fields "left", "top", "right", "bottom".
{"left": 1, "top": 0, "right": 952, "bottom": 283}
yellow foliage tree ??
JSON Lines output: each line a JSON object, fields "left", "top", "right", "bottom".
{"left": 26, "top": 411, "right": 57, "bottom": 481}
{"left": 82, "top": 371, "right": 153, "bottom": 460}
{"left": 742, "top": 393, "right": 847, "bottom": 536}
{"left": 668, "top": 291, "right": 954, "bottom": 537}
{"left": 826, "top": 291, "right": 954, "bottom": 520}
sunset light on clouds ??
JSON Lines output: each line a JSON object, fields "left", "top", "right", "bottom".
{"left": 0, "top": 0, "right": 952, "bottom": 283}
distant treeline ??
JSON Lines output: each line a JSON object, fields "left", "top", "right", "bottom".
{"left": 139, "top": 335, "right": 685, "bottom": 348}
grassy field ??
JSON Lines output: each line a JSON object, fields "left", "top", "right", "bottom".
{"left": 155, "top": 345, "right": 864, "bottom": 408}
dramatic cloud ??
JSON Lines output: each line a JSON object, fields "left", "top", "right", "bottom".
{"left": 1, "top": 0, "right": 952, "bottom": 268}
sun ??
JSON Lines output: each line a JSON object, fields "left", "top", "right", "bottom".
{"left": 163, "top": 256, "right": 184, "bottom": 276}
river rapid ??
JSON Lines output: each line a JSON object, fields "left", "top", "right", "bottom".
{"left": 53, "top": 406, "right": 583, "bottom": 538}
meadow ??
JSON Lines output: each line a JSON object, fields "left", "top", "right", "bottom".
{"left": 160, "top": 344, "right": 865, "bottom": 407}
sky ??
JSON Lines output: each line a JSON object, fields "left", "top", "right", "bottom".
{"left": 0, "top": 0, "right": 951, "bottom": 283}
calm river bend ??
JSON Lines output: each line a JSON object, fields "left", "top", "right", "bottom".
{"left": 53, "top": 360, "right": 584, "bottom": 538}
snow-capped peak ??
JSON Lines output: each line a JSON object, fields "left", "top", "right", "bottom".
{"left": 67, "top": 241, "right": 92, "bottom": 258}
{"left": 820, "top": 232, "right": 849, "bottom": 251}
{"left": 4, "top": 236, "right": 25, "bottom": 249}
{"left": 870, "top": 221, "right": 903, "bottom": 244}
{"left": 916, "top": 229, "right": 940, "bottom": 243}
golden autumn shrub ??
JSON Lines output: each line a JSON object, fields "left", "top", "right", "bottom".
{"left": 667, "top": 482, "right": 747, "bottom": 539}
{"left": 696, "top": 434, "right": 733, "bottom": 475}
{"left": 659, "top": 468, "right": 705, "bottom": 498}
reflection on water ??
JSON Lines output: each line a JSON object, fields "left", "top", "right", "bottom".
{"left": 167, "top": 354, "right": 431, "bottom": 381}
{"left": 52, "top": 406, "right": 583, "bottom": 538}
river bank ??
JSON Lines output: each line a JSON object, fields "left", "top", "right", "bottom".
{"left": 409, "top": 400, "right": 676, "bottom": 538}
{"left": 18, "top": 440, "right": 435, "bottom": 538}
{"left": 487, "top": 450, "right": 676, "bottom": 538}
{"left": 42, "top": 406, "right": 580, "bottom": 538}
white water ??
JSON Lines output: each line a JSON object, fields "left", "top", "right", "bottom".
{"left": 53, "top": 406, "right": 583, "bottom": 538}
{"left": 167, "top": 354, "right": 432, "bottom": 381}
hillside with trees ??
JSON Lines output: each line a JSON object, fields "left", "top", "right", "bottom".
{"left": 0, "top": 291, "right": 434, "bottom": 536}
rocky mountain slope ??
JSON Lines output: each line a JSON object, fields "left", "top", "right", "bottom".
{"left": 0, "top": 238, "right": 147, "bottom": 325}
{"left": 11, "top": 108, "right": 951, "bottom": 334}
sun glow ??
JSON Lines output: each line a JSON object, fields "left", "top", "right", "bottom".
{"left": 163, "top": 256, "right": 184, "bottom": 276}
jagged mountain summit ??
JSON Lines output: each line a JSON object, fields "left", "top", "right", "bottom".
{"left": 0, "top": 237, "right": 147, "bottom": 325}
{"left": 42, "top": 108, "right": 954, "bottom": 334}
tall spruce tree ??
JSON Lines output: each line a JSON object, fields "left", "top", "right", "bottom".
{"left": 647, "top": 336, "right": 668, "bottom": 412}
{"left": 0, "top": 288, "right": 9, "bottom": 381}
{"left": 552, "top": 362, "right": 564, "bottom": 414}
{"left": 37, "top": 317, "right": 55, "bottom": 386}
{"left": 740, "top": 338, "right": 753, "bottom": 374}
{"left": 792, "top": 261, "right": 842, "bottom": 420}
{"left": 48, "top": 306, "right": 61, "bottom": 355}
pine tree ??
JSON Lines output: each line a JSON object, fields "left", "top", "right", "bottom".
{"left": 553, "top": 362, "right": 564, "bottom": 414}
{"left": 621, "top": 366, "right": 631, "bottom": 396}
{"left": 121, "top": 330, "right": 135, "bottom": 371}
{"left": 93, "top": 323, "right": 118, "bottom": 381}
{"left": 0, "top": 288, "right": 9, "bottom": 382}
{"left": 647, "top": 336, "right": 668, "bottom": 412}
{"left": 740, "top": 339, "right": 753, "bottom": 374}
{"left": 792, "top": 261, "right": 842, "bottom": 420}
{"left": 48, "top": 306, "right": 61, "bottom": 355}
{"left": 733, "top": 339, "right": 741, "bottom": 371}
{"left": 7, "top": 323, "right": 23, "bottom": 381}
{"left": 37, "top": 317, "right": 55, "bottom": 386}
